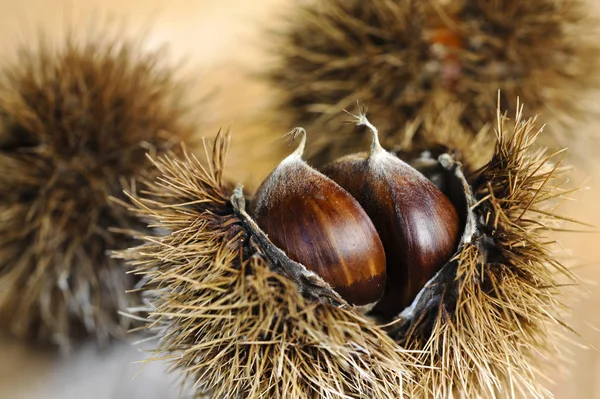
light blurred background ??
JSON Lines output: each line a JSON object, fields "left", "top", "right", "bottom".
{"left": 0, "top": 0, "right": 598, "bottom": 398}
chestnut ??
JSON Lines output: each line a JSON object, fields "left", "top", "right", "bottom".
{"left": 322, "top": 113, "right": 460, "bottom": 317}
{"left": 251, "top": 128, "right": 387, "bottom": 306}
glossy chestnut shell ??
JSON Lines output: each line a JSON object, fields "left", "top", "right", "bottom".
{"left": 322, "top": 115, "right": 460, "bottom": 317}
{"left": 251, "top": 133, "right": 387, "bottom": 306}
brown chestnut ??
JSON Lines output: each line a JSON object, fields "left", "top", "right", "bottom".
{"left": 251, "top": 129, "right": 386, "bottom": 306}
{"left": 322, "top": 113, "right": 460, "bottom": 317}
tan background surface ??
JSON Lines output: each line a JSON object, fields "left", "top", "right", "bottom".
{"left": 0, "top": 0, "right": 598, "bottom": 398}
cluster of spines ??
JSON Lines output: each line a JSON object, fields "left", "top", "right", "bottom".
{"left": 268, "top": 0, "right": 600, "bottom": 164}
{"left": 0, "top": 34, "right": 195, "bottom": 349}
{"left": 398, "top": 108, "right": 575, "bottom": 398}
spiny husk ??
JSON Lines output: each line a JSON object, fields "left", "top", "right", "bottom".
{"left": 0, "top": 33, "right": 196, "bottom": 350}
{"left": 119, "top": 108, "right": 576, "bottom": 398}
{"left": 116, "top": 135, "right": 416, "bottom": 398}
{"left": 269, "top": 0, "right": 600, "bottom": 165}
{"left": 391, "top": 106, "right": 576, "bottom": 398}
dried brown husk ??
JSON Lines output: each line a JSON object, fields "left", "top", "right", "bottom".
{"left": 268, "top": 0, "right": 600, "bottom": 165}
{"left": 391, "top": 108, "right": 575, "bottom": 398}
{"left": 0, "top": 32, "right": 197, "bottom": 350}
{"left": 118, "top": 104, "right": 576, "bottom": 398}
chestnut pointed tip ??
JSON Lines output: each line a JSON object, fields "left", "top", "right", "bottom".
{"left": 347, "top": 108, "right": 387, "bottom": 158}
{"left": 285, "top": 127, "right": 308, "bottom": 159}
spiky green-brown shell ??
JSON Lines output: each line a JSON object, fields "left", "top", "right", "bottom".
{"left": 268, "top": 0, "right": 600, "bottom": 164}
{"left": 0, "top": 34, "right": 196, "bottom": 350}
{"left": 118, "top": 106, "right": 576, "bottom": 398}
